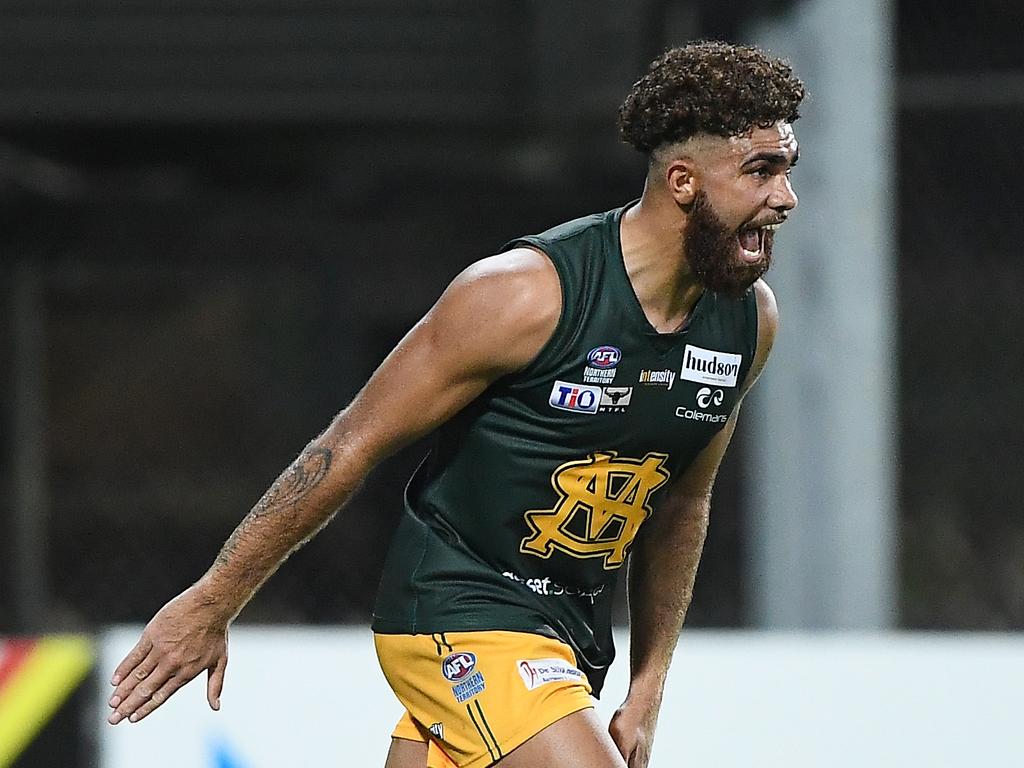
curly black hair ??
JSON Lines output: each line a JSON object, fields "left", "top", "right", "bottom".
{"left": 618, "top": 41, "right": 805, "bottom": 155}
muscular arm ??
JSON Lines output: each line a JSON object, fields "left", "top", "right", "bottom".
{"left": 201, "top": 247, "right": 560, "bottom": 618}
{"left": 609, "top": 280, "right": 778, "bottom": 766}
{"left": 108, "top": 247, "right": 560, "bottom": 724}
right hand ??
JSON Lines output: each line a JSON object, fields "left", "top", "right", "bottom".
{"left": 107, "top": 585, "right": 230, "bottom": 725}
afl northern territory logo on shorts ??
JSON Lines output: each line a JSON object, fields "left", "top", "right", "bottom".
{"left": 442, "top": 651, "right": 486, "bottom": 703}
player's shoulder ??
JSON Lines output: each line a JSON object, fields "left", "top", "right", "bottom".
{"left": 748, "top": 279, "right": 778, "bottom": 379}
{"left": 447, "top": 246, "right": 561, "bottom": 323}
{"left": 457, "top": 246, "right": 558, "bottom": 287}
{"left": 752, "top": 279, "right": 779, "bottom": 337}
{"left": 430, "top": 247, "right": 561, "bottom": 372}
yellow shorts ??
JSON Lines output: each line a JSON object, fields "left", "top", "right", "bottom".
{"left": 374, "top": 630, "right": 594, "bottom": 768}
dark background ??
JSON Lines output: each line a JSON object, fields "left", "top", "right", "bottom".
{"left": 1, "top": 0, "right": 1021, "bottom": 634}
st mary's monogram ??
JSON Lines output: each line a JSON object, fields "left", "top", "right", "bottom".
{"left": 520, "top": 451, "right": 670, "bottom": 569}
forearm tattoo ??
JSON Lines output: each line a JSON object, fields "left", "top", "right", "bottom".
{"left": 215, "top": 445, "right": 334, "bottom": 567}
{"left": 252, "top": 445, "right": 333, "bottom": 518}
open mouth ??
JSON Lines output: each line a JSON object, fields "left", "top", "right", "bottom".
{"left": 737, "top": 223, "right": 781, "bottom": 263}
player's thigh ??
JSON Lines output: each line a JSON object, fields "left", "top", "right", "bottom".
{"left": 384, "top": 737, "right": 428, "bottom": 768}
{"left": 497, "top": 708, "right": 627, "bottom": 768}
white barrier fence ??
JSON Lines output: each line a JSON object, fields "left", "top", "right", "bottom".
{"left": 98, "top": 627, "right": 1024, "bottom": 767}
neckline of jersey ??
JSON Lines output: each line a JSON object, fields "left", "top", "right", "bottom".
{"left": 610, "top": 200, "right": 708, "bottom": 339}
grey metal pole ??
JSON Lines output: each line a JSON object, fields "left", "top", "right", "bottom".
{"left": 744, "top": 0, "right": 898, "bottom": 628}
{"left": 11, "top": 258, "right": 50, "bottom": 632}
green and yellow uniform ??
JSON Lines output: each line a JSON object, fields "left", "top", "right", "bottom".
{"left": 372, "top": 203, "right": 758, "bottom": 766}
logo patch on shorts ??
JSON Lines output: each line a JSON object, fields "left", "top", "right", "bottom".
{"left": 516, "top": 658, "right": 584, "bottom": 690}
{"left": 442, "top": 652, "right": 477, "bottom": 681}
{"left": 442, "top": 652, "right": 486, "bottom": 702}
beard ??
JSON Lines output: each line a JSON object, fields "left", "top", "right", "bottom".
{"left": 684, "top": 191, "right": 773, "bottom": 299}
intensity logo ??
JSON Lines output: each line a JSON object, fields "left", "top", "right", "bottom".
{"left": 639, "top": 369, "right": 675, "bottom": 389}
{"left": 520, "top": 451, "right": 671, "bottom": 569}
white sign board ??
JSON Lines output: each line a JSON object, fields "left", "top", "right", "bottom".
{"left": 98, "top": 628, "right": 1024, "bottom": 767}
{"left": 99, "top": 627, "right": 401, "bottom": 768}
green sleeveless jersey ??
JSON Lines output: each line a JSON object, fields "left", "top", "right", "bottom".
{"left": 372, "top": 203, "right": 758, "bottom": 694}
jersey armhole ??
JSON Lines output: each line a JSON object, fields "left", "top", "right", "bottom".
{"left": 499, "top": 237, "right": 582, "bottom": 390}
{"left": 742, "top": 286, "right": 761, "bottom": 383}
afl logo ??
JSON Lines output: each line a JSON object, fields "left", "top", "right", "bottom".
{"left": 442, "top": 652, "right": 477, "bottom": 682}
{"left": 587, "top": 346, "right": 621, "bottom": 369}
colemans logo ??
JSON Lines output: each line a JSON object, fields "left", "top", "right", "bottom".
{"left": 520, "top": 451, "right": 670, "bottom": 569}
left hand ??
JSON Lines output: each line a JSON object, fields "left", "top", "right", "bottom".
{"left": 107, "top": 585, "right": 230, "bottom": 725}
{"left": 608, "top": 693, "right": 662, "bottom": 767}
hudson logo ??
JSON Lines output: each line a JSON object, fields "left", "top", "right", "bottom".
{"left": 442, "top": 652, "right": 477, "bottom": 682}
{"left": 696, "top": 387, "right": 725, "bottom": 408}
{"left": 549, "top": 381, "right": 601, "bottom": 414}
{"left": 521, "top": 451, "right": 671, "bottom": 569}
{"left": 680, "top": 345, "right": 742, "bottom": 387}
{"left": 587, "top": 346, "right": 621, "bottom": 369}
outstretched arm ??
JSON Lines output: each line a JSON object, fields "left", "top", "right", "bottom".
{"left": 609, "top": 280, "right": 778, "bottom": 767}
{"left": 107, "top": 248, "right": 561, "bottom": 725}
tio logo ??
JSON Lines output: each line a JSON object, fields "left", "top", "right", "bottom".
{"left": 549, "top": 381, "right": 601, "bottom": 414}
{"left": 696, "top": 387, "right": 725, "bottom": 409}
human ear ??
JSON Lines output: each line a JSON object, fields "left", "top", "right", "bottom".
{"left": 665, "top": 160, "right": 697, "bottom": 205}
